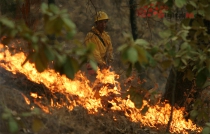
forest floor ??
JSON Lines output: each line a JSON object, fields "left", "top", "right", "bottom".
{"left": 0, "top": 66, "right": 157, "bottom": 134}
{"left": 0, "top": 66, "right": 208, "bottom": 134}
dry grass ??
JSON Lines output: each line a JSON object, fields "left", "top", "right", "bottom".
{"left": 1, "top": 1, "right": 208, "bottom": 133}
{"left": 0, "top": 65, "right": 207, "bottom": 134}
{"left": 0, "top": 67, "right": 154, "bottom": 134}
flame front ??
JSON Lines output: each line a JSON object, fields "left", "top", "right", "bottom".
{"left": 0, "top": 44, "right": 202, "bottom": 133}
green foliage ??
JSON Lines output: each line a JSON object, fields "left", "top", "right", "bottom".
{"left": 125, "top": 85, "right": 160, "bottom": 112}
{"left": 136, "top": 0, "right": 210, "bottom": 89}
{"left": 117, "top": 33, "right": 149, "bottom": 76}
{"left": 174, "top": 0, "right": 187, "bottom": 8}
{"left": 127, "top": 86, "right": 144, "bottom": 109}
{"left": 2, "top": 107, "right": 42, "bottom": 133}
{"left": 123, "top": 0, "right": 210, "bottom": 116}
{"left": 202, "top": 123, "right": 210, "bottom": 134}
{"left": 0, "top": 3, "right": 95, "bottom": 79}
{"left": 41, "top": 3, "right": 76, "bottom": 36}
{"left": 0, "top": 0, "right": 210, "bottom": 128}
{"left": 188, "top": 97, "right": 210, "bottom": 133}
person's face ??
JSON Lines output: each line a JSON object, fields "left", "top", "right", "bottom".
{"left": 95, "top": 19, "right": 108, "bottom": 33}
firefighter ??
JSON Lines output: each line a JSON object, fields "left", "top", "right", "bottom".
{"left": 85, "top": 11, "right": 114, "bottom": 75}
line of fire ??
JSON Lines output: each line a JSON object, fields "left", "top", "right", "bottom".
{"left": 1, "top": 0, "right": 210, "bottom": 134}
{"left": 0, "top": 43, "right": 202, "bottom": 133}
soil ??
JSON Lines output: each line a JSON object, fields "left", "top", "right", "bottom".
{"left": 0, "top": 67, "right": 157, "bottom": 134}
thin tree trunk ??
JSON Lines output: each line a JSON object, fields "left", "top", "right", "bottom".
{"left": 48, "top": 0, "right": 55, "bottom": 5}
{"left": 129, "top": 0, "right": 138, "bottom": 40}
{"left": 20, "top": 0, "right": 31, "bottom": 27}
{"left": 129, "top": 0, "right": 148, "bottom": 87}
{"left": 47, "top": 0, "right": 56, "bottom": 45}
{"left": 166, "top": 67, "right": 176, "bottom": 133}
{"left": 163, "top": 69, "right": 195, "bottom": 107}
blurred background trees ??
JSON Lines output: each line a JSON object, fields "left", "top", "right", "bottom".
{"left": 0, "top": 0, "right": 210, "bottom": 126}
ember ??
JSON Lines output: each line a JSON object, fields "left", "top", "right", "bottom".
{"left": 0, "top": 44, "right": 202, "bottom": 133}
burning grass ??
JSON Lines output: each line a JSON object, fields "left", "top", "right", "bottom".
{"left": 0, "top": 67, "right": 152, "bottom": 134}
{"left": 0, "top": 44, "right": 203, "bottom": 133}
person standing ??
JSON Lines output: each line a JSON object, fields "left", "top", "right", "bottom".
{"left": 85, "top": 11, "right": 113, "bottom": 75}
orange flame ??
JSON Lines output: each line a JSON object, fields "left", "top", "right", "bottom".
{"left": 22, "top": 93, "right": 30, "bottom": 105}
{"left": 0, "top": 44, "right": 202, "bottom": 133}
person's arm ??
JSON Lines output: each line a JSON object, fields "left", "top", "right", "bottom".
{"left": 106, "top": 34, "right": 114, "bottom": 61}
{"left": 85, "top": 33, "right": 105, "bottom": 65}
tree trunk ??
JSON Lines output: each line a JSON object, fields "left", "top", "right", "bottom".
{"left": 163, "top": 18, "right": 210, "bottom": 108}
{"left": 19, "top": 0, "right": 31, "bottom": 27}
{"left": 47, "top": 0, "right": 56, "bottom": 45}
{"left": 129, "top": 0, "right": 138, "bottom": 40}
{"left": 162, "top": 69, "right": 201, "bottom": 109}
{"left": 48, "top": 0, "right": 55, "bottom": 5}
{"left": 129, "top": 0, "right": 150, "bottom": 89}
{"left": 163, "top": 70, "right": 191, "bottom": 106}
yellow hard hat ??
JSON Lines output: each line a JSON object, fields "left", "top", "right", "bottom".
{"left": 94, "top": 11, "right": 109, "bottom": 22}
